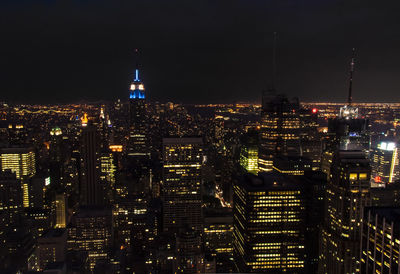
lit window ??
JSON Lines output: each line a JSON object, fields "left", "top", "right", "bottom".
{"left": 349, "top": 173, "right": 357, "bottom": 180}
{"left": 359, "top": 173, "right": 367, "bottom": 180}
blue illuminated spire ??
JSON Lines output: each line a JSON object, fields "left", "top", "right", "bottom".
{"left": 129, "top": 49, "right": 146, "bottom": 99}
{"left": 135, "top": 69, "right": 140, "bottom": 82}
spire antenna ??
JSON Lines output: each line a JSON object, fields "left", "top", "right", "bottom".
{"left": 271, "top": 32, "right": 277, "bottom": 91}
{"left": 134, "top": 48, "right": 140, "bottom": 81}
{"left": 348, "top": 48, "right": 355, "bottom": 106}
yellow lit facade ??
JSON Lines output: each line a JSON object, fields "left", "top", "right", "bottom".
{"left": 371, "top": 142, "right": 399, "bottom": 186}
{"left": 240, "top": 146, "right": 258, "bottom": 175}
{"left": 319, "top": 150, "right": 370, "bottom": 274}
{"left": 259, "top": 94, "right": 301, "bottom": 172}
{"left": 0, "top": 147, "right": 36, "bottom": 208}
{"left": 361, "top": 207, "right": 400, "bottom": 273}
{"left": 162, "top": 138, "right": 203, "bottom": 232}
{"left": 233, "top": 173, "right": 305, "bottom": 273}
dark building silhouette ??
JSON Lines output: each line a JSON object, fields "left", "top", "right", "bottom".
{"left": 80, "top": 123, "right": 102, "bottom": 206}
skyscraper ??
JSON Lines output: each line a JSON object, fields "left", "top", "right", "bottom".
{"left": 360, "top": 207, "right": 400, "bottom": 273}
{"left": 55, "top": 193, "right": 67, "bottom": 228}
{"left": 259, "top": 92, "right": 301, "bottom": 172}
{"left": 80, "top": 123, "right": 102, "bottom": 206}
{"left": 233, "top": 172, "right": 306, "bottom": 273}
{"left": 0, "top": 147, "right": 36, "bottom": 207}
{"left": 370, "top": 140, "right": 399, "bottom": 186}
{"left": 162, "top": 137, "right": 203, "bottom": 233}
{"left": 319, "top": 150, "right": 371, "bottom": 273}
{"left": 128, "top": 68, "right": 149, "bottom": 157}
{"left": 0, "top": 170, "right": 23, "bottom": 231}
{"left": 239, "top": 129, "right": 259, "bottom": 175}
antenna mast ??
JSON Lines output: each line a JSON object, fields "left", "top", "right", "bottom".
{"left": 348, "top": 48, "right": 355, "bottom": 106}
{"left": 271, "top": 32, "right": 277, "bottom": 91}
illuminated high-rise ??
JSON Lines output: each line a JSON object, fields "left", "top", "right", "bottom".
{"left": 370, "top": 141, "right": 399, "bottom": 186}
{"left": 360, "top": 207, "right": 400, "bottom": 273}
{"left": 319, "top": 150, "right": 371, "bottom": 273}
{"left": 259, "top": 92, "right": 301, "bottom": 172}
{"left": 0, "top": 147, "right": 36, "bottom": 207}
{"left": 128, "top": 68, "right": 149, "bottom": 157}
{"left": 55, "top": 193, "right": 67, "bottom": 228}
{"left": 239, "top": 130, "right": 259, "bottom": 175}
{"left": 233, "top": 172, "right": 306, "bottom": 273}
{"left": 162, "top": 137, "right": 203, "bottom": 233}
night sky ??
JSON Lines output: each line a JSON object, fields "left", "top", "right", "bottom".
{"left": 1, "top": 0, "right": 400, "bottom": 104}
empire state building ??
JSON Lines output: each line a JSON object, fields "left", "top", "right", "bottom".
{"left": 128, "top": 69, "right": 149, "bottom": 157}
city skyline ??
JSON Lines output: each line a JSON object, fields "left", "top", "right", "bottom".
{"left": 2, "top": 1, "right": 400, "bottom": 273}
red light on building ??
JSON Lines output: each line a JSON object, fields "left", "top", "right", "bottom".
{"left": 312, "top": 108, "right": 318, "bottom": 114}
{"left": 374, "top": 176, "right": 382, "bottom": 183}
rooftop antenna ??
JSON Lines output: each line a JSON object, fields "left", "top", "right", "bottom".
{"left": 271, "top": 32, "right": 277, "bottom": 91}
{"left": 134, "top": 48, "right": 140, "bottom": 81}
{"left": 347, "top": 48, "right": 355, "bottom": 106}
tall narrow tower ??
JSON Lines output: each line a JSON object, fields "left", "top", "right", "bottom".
{"left": 80, "top": 123, "right": 102, "bottom": 206}
{"left": 128, "top": 68, "right": 149, "bottom": 157}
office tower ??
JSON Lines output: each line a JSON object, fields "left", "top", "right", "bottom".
{"left": 100, "top": 152, "right": 116, "bottom": 203}
{"left": 360, "top": 207, "right": 400, "bottom": 273}
{"left": 49, "top": 127, "right": 65, "bottom": 185}
{"left": 203, "top": 208, "right": 234, "bottom": 273}
{"left": 319, "top": 150, "right": 371, "bottom": 273}
{"left": 233, "top": 172, "right": 306, "bottom": 273}
{"left": 174, "top": 225, "right": 205, "bottom": 274}
{"left": 0, "top": 170, "right": 23, "bottom": 230}
{"left": 37, "top": 228, "right": 67, "bottom": 271}
{"left": 162, "top": 137, "right": 203, "bottom": 233}
{"left": 55, "top": 193, "right": 67, "bottom": 228}
{"left": 371, "top": 141, "right": 399, "bottom": 186}
{"left": 239, "top": 129, "right": 259, "bottom": 175}
{"left": 128, "top": 68, "right": 149, "bottom": 157}
{"left": 67, "top": 207, "right": 113, "bottom": 270}
{"left": 259, "top": 92, "right": 301, "bottom": 172}
{"left": 28, "top": 175, "right": 48, "bottom": 208}
{"left": 80, "top": 123, "right": 102, "bottom": 206}
{"left": 0, "top": 147, "right": 36, "bottom": 207}
{"left": 213, "top": 115, "right": 225, "bottom": 152}
{"left": 299, "top": 108, "right": 322, "bottom": 170}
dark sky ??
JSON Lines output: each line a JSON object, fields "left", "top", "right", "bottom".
{"left": 1, "top": 0, "right": 400, "bottom": 104}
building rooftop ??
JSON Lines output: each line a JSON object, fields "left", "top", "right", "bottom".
{"left": 41, "top": 228, "right": 66, "bottom": 239}
{"left": 239, "top": 172, "right": 301, "bottom": 191}
{"left": 163, "top": 137, "right": 203, "bottom": 144}
{"left": 366, "top": 207, "right": 400, "bottom": 227}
